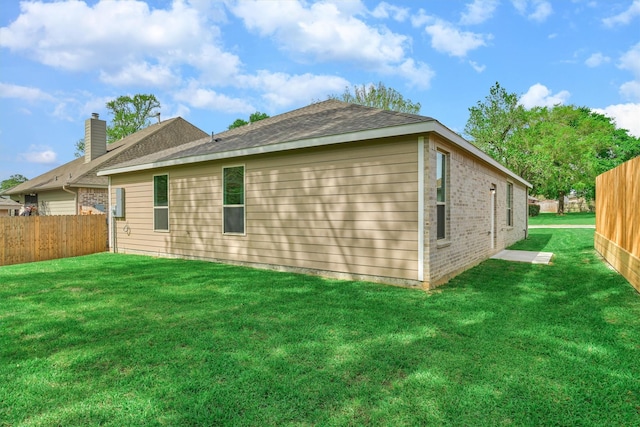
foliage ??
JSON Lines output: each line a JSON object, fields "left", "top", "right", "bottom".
{"left": 464, "top": 82, "right": 528, "bottom": 168}
{"left": 228, "top": 111, "right": 270, "bottom": 129}
{"left": 329, "top": 82, "right": 421, "bottom": 114}
{"left": 106, "top": 94, "right": 161, "bottom": 143}
{"left": 1, "top": 229, "right": 639, "bottom": 426}
{"left": 528, "top": 204, "right": 540, "bottom": 217}
{"left": 465, "top": 82, "right": 640, "bottom": 213}
{"left": 1, "top": 174, "right": 28, "bottom": 191}
{"left": 73, "top": 138, "right": 85, "bottom": 158}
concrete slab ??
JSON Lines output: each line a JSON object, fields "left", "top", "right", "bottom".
{"left": 491, "top": 250, "right": 554, "bottom": 264}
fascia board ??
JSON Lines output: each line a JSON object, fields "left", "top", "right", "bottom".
{"left": 98, "top": 121, "right": 532, "bottom": 189}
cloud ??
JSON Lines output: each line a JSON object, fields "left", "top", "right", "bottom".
{"left": 238, "top": 71, "right": 350, "bottom": 108}
{"left": 618, "top": 42, "right": 640, "bottom": 101}
{"left": 230, "top": 1, "right": 406, "bottom": 64}
{"left": 511, "top": 0, "right": 553, "bottom": 22}
{"left": 411, "top": 9, "right": 434, "bottom": 27}
{"left": 519, "top": 83, "right": 570, "bottom": 108}
{"left": 585, "top": 52, "right": 610, "bottom": 68}
{"left": 593, "top": 103, "right": 640, "bottom": 137}
{"left": 173, "top": 82, "right": 255, "bottom": 113}
{"left": 603, "top": 0, "right": 640, "bottom": 27}
{"left": 19, "top": 145, "right": 58, "bottom": 164}
{"left": 0, "top": 82, "right": 54, "bottom": 102}
{"left": 99, "top": 62, "right": 179, "bottom": 88}
{"left": 425, "top": 20, "right": 491, "bottom": 57}
{"left": 371, "top": 2, "right": 410, "bottom": 21}
{"left": 469, "top": 60, "right": 486, "bottom": 72}
{"left": 460, "top": 0, "right": 499, "bottom": 25}
{"left": 228, "top": 0, "right": 423, "bottom": 84}
{"left": 0, "top": 0, "right": 232, "bottom": 86}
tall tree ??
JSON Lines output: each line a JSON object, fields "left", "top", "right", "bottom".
{"left": 329, "top": 82, "right": 421, "bottom": 114}
{"left": 465, "top": 83, "right": 640, "bottom": 213}
{"left": 1, "top": 174, "right": 28, "bottom": 191}
{"left": 106, "top": 94, "right": 161, "bottom": 143}
{"left": 521, "top": 106, "right": 640, "bottom": 212}
{"left": 228, "top": 111, "right": 270, "bottom": 130}
{"left": 464, "top": 82, "right": 528, "bottom": 166}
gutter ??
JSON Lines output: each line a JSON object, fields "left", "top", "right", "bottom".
{"left": 97, "top": 120, "right": 533, "bottom": 189}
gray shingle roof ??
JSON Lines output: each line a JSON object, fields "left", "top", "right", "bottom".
{"left": 3, "top": 117, "right": 207, "bottom": 195}
{"left": 101, "top": 100, "right": 435, "bottom": 171}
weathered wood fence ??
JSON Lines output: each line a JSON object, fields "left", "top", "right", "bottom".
{"left": 0, "top": 215, "right": 108, "bottom": 266}
{"left": 595, "top": 156, "right": 640, "bottom": 292}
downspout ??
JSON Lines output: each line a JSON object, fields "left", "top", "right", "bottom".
{"left": 61, "top": 184, "right": 78, "bottom": 214}
{"left": 107, "top": 176, "right": 114, "bottom": 252}
{"left": 525, "top": 187, "right": 529, "bottom": 239}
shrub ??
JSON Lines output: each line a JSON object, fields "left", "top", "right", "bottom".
{"left": 529, "top": 204, "right": 540, "bottom": 217}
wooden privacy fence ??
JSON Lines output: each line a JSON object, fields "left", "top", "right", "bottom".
{"left": 0, "top": 215, "right": 108, "bottom": 266}
{"left": 595, "top": 156, "right": 640, "bottom": 292}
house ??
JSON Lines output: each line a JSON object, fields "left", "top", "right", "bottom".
{"left": 0, "top": 196, "right": 21, "bottom": 216}
{"left": 98, "top": 100, "right": 532, "bottom": 288}
{"left": 2, "top": 114, "right": 207, "bottom": 215}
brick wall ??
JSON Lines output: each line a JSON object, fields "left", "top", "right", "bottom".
{"left": 425, "top": 135, "right": 527, "bottom": 287}
{"left": 78, "top": 187, "right": 108, "bottom": 214}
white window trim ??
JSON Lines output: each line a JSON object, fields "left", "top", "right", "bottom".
{"left": 436, "top": 149, "right": 449, "bottom": 242}
{"left": 506, "top": 181, "right": 514, "bottom": 228}
{"left": 222, "top": 164, "right": 246, "bottom": 235}
{"left": 153, "top": 173, "right": 170, "bottom": 232}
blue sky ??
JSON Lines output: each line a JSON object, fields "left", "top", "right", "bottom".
{"left": 1, "top": 0, "right": 639, "bottom": 182}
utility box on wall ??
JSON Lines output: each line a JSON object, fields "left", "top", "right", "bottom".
{"left": 114, "top": 188, "right": 125, "bottom": 218}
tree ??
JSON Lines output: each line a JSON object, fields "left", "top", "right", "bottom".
{"left": 228, "top": 111, "right": 270, "bottom": 130}
{"left": 329, "top": 82, "right": 421, "bottom": 114}
{"left": 106, "top": 94, "right": 161, "bottom": 142}
{"left": 464, "top": 82, "right": 529, "bottom": 167}
{"left": 521, "top": 106, "right": 640, "bottom": 212}
{"left": 1, "top": 174, "right": 28, "bottom": 191}
{"left": 74, "top": 138, "right": 85, "bottom": 158}
{"left": 465, "top": 82, "right": 640, "bottom": 214}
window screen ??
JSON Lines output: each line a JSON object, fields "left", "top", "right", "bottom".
{"left": 223, "top": 166, "right": 245, "bottom": 234}
{"left": 154, "top": 175, "right": 169, "bottom": 231}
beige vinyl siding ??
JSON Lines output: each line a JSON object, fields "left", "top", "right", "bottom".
{"left": 112, "top": 138, "right": 420, "bottom": 281}
{"left": 111, "top": 174, "right": 169, "bottom": 254}
{"left": 38, "top": 190, "right": 77, "bottom": 215}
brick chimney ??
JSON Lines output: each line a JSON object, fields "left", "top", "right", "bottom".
{"left": 85, "top": 113, "right": 107, "bottom": 163}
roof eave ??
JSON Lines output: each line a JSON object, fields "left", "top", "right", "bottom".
{"left": 98, "top": 121, "right": 532, "bottom": 189}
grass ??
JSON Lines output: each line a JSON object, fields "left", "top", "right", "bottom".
{"left": 1, "top": 229, "right": 638, "bottom": 426}
{"left": 529, "top": 211, "right": 595, "bottom": 225}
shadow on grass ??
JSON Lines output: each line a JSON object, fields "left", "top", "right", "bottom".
{"left": 1, "top": 229, "right": 639, "bottom": 426}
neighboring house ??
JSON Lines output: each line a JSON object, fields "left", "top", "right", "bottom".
{"left": 0, "top": 196, "right": 21, "bottom": 216}
{"left": 98, "top": 100, "right": 532, "bottom": 288}
{"left": 3, "top": 114, "right": 207, "bottom": 215}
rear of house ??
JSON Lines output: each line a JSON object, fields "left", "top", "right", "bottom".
{"left": 100, "top": 101, "right": 530, "bottom": 288}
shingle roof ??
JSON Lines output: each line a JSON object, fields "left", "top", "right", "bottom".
{"left": 3, "top": 117, "right": 207, "bottom": 195}
{"left": 101, "top": 100, "right": 435, "bottom": 171}
{"left": 0, "top": 197, "right": 22, "bottom": 208}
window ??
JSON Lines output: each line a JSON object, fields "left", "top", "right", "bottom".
{"left": 506, "top": 182, "right": 514, "bottom": 227}
{"left": 223, "top": 166, "right": 245, "bottom": 234}
{"left": 436, "top": 151, "right": 447, "bottom": 240}
{"left": 154, "top": 174, "right": 169, "bottom": 231}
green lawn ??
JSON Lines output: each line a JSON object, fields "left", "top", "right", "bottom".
{"left": 1, "top": 229, "right": 638, "bottom": 426}
{"left": 529, "top": 211, "right": 596, "bottom": 225}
